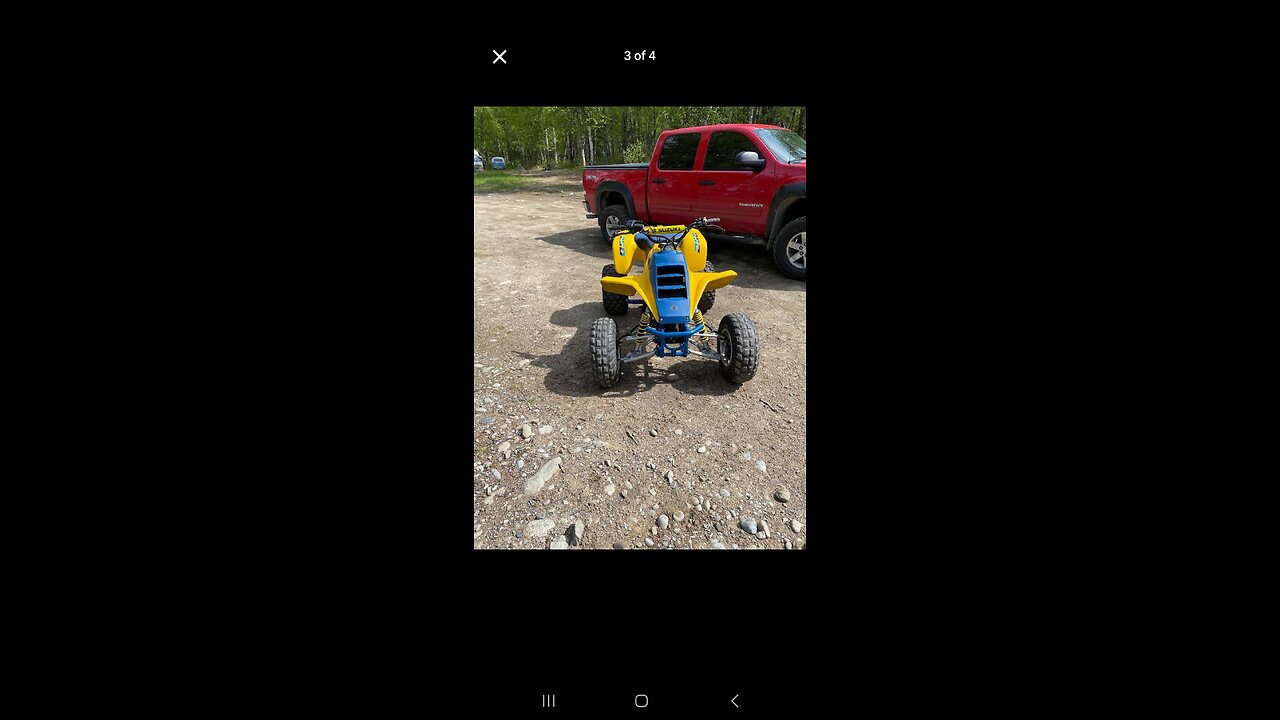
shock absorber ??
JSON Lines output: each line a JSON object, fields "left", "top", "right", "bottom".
{"left": 690, "top": 308, "right": 713, "bottom": 352}
{"left": 636, "top": 308, "right": 652, "bottom": 351}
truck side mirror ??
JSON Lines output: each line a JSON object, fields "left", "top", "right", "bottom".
{"left": 735, "top": 151, "right": 766, "bottom": 170}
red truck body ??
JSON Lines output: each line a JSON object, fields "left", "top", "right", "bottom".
{"left": 583, "top": 123, "right": 807, "bottom": 279}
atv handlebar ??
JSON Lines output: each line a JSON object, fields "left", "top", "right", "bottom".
{"left": 610, "top": 217, "right": 725, "bottom": 246}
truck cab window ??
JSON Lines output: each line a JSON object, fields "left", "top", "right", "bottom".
{"left": 657, "top": 133, "right": 700, "bottom": 170}
{"left": 704, "top": 132, "right": 760, "bottom": 170}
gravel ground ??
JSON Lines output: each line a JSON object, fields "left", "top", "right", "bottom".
{"left": 473, "top": 170, "right": 806, "bottom": 549}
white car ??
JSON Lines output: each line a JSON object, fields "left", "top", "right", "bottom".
{"left": 474, "top": 154, "right": 484, "bottom": 171}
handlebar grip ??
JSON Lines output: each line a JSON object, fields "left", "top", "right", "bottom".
{"left": 704, "top": 217, "right": 720, "bottom": 223}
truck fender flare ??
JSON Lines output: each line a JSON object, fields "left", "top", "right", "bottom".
{"left": 765, "top": 182, "right": 806, "bottom": 246}
{"left": 596, "top": 181, "right": 638, "bottom": 220}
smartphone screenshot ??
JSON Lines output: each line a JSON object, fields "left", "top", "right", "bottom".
{"left": 470, "top": 47, "right": 809, "bottom": 717}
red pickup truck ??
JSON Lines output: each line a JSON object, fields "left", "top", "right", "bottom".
{"left": 582, "top": 123, "right": 807, "bottom": 280}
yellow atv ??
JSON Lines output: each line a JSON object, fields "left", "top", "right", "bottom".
{"left": 590, "top": 217, "right": 760, "bottom": 388}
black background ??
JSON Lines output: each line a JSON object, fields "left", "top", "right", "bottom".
{"left": 129, "top": 36, "right": 1160, "bottom": 715}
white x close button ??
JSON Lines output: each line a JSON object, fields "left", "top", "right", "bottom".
{"left": 492, "top": 49, "right": 507, "bottom": 64}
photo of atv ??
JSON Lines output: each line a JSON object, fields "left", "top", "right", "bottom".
{"left": 590, "top": 217, "right": 760, "bottom": 388}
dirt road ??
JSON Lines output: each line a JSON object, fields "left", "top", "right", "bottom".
{"left": 473, "top": 170, "right": 806, "bottom": 549}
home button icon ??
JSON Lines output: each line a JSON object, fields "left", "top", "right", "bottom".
{"left": 635, "top": 694, "right": 649, "bottom": 708}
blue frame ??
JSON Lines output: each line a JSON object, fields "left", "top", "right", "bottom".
{"left": 648, "top": 244, "right": 692, "bottom": 324}
{"left": 644, "top": 323, "right": 705, "bottom": 357}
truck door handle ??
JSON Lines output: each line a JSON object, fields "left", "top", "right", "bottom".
{"left": 652, "top": 178, "right": 666, "bottom": 184}
{"left": 698, "top": 180, "right": 716, "bottom": 186}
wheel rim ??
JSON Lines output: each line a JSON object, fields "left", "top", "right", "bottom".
{"left": 719, "top": 329, "right": 733, "bottom": 365}
{"left": 606, "top": 214, "right": 624, "bottom": 233}
{"left": 785, "top": 232, "right": 806, "bottom": 269}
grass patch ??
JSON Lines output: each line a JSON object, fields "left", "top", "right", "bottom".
{"left": 473, "top": 171, "right": 531, "bottom": 192}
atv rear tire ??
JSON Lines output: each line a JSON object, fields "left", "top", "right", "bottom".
{"left": 602, "top": 264, "right": 630, "bottom": 316}
{"left": 590, "top": 317, "right": 621, "bottom": 388}
{"left": 716, "top": 312, "right": 759, "bottom": 384}
{"left": 599, "top": 204, "right": 631, "bottom": 242}
{"left": 697, "top": 260, "right": 716, "bottom": 313}
{"left": 773, "top": 217, "right": 806, "bottom": 280}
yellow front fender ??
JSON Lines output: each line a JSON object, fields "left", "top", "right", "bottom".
{"left": 601, "top": 274, "right": 658, "bottom": 318}
{"left": 688, "top": 270, "right": 737, "bottom": 313}
{"left": 604, "top": 268, "right": 737, "bottom": 321}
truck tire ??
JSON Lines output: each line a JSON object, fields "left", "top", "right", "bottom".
{"left": 773, "top": 217, "right": 807, "bottom": 280}
{"left": 697, "top": 260, "right": 716, "bottom": 313}
{"left": 716, "top": 313, "right": 759, "bottom": 384}
{"left": 590, "top": 317, "right": 621, "bottom": 388}
{"left": 599, "top": 204, "right": 631, "bottom": 242}
{"left": 601, "top": 264, "right": 630, "bottom": 316}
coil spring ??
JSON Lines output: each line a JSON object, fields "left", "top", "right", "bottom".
{"left": 636, "top": 309, "right": 652, "bottom": 350}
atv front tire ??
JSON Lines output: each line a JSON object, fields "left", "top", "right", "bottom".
{"left": 602, "top": 264, "right": 630, "bottom": 316}
{"left": 590, "top": 317, "right": 621, "bottom": 388}
{"left": 716, "top": 312, "right": 759, "bottom": 384}
{"left": 697, "top": 260, "right": 716, "bottom": 313}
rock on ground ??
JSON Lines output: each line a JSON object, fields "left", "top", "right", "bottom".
{"left": 775, "top": 488, "right": 791, "bottom": 502}
{"left": 523, "top": 457, "right": 562, "bottom": 495}
{"left": 566, "top": 520, "right": 585, "bottom": 546}
{"left": 550, "top": 536, "right": 568, "bottom": 549}
{"left": 525, "top": 518, "right": 556, "bottom": 538}
{"left": 740, "top": 517, "right": 758, "bottom": 535}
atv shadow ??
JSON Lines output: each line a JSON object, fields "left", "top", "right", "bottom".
{"left": 512, "top": 301, "right": 747, "bottom": 398}
{"left": 536, "top": 228, "right": 805, "bottom": 292}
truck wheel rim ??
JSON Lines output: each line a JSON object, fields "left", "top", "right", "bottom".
{"left": 606, "top": 214, "right": 624, "bottom": 233}
{"left": 786, "top": 232, "right": 806, "bottom": 269}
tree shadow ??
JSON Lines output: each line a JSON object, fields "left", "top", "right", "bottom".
{"left": 535, "top": 229, "right": 805, "bottom": 292}
{"left": 511, "top": 302, "right": 750, "bottom": 398}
